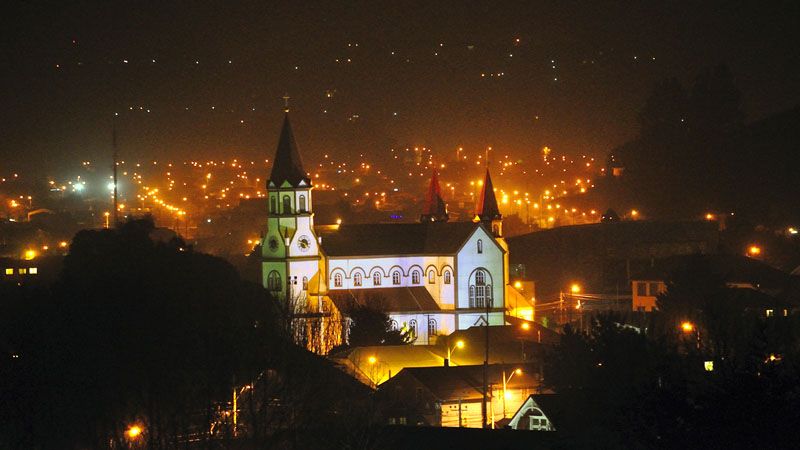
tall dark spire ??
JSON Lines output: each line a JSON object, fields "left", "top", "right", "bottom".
{"left": 420, "top": 170, "right": 448, "bottom": 222}
{"left": 475, "top": 168, "right": 501, "bottom": 221}
{"left": 268, "top": 112, "right": 310, "bottom": 188}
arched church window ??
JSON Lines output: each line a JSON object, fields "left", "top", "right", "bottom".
{"left": 353, "top": 273, "right": 362, "bottom": 287}
{"left": 282, "top": 195, "right": 291, "bottom": 213}
{"left": 477, "top": 239, "right": 483, "bottom": 254}
{"left": 270, "top": 196, "right": 277, "bottom": 214}
{"left": 333, "top": 273, "right": 343, "bottom": 288}
{"left": 390, "top": 320, "right": 399, "bottom": 330}
{"left": 373, "top": 271, "right": 382, "bottom": 286}
{"left": 409, "top": 319, "right": 417, "bottom": 337}
{"left": 444, "top": 270, "right": 451, "bottom": 284}
{"left": 411, "top": 271, "right": 420, "bottom": 284}
{"left": 428, "top": 270, "right": 435, "bottom": 284}
{"left": 470, "top": 269, "right": 492, "bottom": 309}
{"left": 428, "top": 318, "right": 437, "bottom": 337}
{"left": 267, "top": 271, "right": 282, "bottom": 292}
{"left": 299, "top": 195, "right": 306, "bottom": 212}
{"left": 302, "top": 276, "right": 308, "bottom": 290}
{"left": 392, "top": 271, "right": 401, "bottom": 285}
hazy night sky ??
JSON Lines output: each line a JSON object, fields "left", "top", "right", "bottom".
{"left": 1, "top": 1, "right": 798, "bottom": 174}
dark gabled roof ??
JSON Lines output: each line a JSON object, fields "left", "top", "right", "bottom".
{"left": 319, "top": 221, "right": 480, "bottom": 256}
{"left": 268, "top": 113, "right": 310, "bottom": 187}
{"left": 327, "top": 287, "right": 440, "bottom": 313}
{"left": 475, "top": 169, "right": 501, "bottom": 221}
{"left": 388, "top": 364, "right": 540, "bottom": 402}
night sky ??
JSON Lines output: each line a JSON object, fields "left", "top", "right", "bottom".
{"left": 2, "top": 1, "right": 798, "bottom": 174}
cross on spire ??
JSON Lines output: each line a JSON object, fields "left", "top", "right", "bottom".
{"left": 282, "top": 93, "right": 290, "bottom": 112}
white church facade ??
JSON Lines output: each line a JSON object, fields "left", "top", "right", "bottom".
{"left": 260, "top": 111, "right": 529, "bottom": 351}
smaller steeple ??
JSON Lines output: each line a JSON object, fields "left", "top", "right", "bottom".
{"left": 474, "top": 168, "right": 502, "bottom": 236}
{"left": 420, "top": 170, "right": 448, "bottom": 222}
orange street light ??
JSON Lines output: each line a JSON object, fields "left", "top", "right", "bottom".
{"left": 681, "top": 321, "right": 695, "bottom": 333}
{"left": 521, "top": 322, "right": 530, "bottom": 331}
{"left": 367, "top": 355, "right": 377, "bottom": 365}
{"left": 126, "top": 424, "right": 143, "bottom": 439}
{"left": 748, "top": 245, "right": 762, "bottom": 257}
{"left": 570, "top": 283, "right": 581, "bottom": 294}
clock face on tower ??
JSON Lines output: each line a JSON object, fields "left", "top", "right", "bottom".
{"left": 297, "top": 235, "right": 311, "bottom": 252}
{"left": 268, "top": 237, "right": 279, "bottom": 251}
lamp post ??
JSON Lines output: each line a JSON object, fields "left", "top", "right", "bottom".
{"left": 501, "top": 368, "right": 522, "bottom": 418}
{"left": 445, "top": 339, "right": 464, "bottom": 367}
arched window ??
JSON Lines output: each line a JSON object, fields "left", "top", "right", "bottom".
{"left": 428, "top": 318, "right": 437, "bottom": 337}
{"left": 469, "top": 269, "right": 492, "bottom": 308}
{"left": 477, "top": 239, "right": 483, "bottom": 254}
{"left": 408, "top": 319, "right": 417, "bottom": 337}
{"left": 390, "top": 320, "right": 399, "bottom": 330}
{"left": 299, "top": 195, "right": 306, "bottom": 212}
{"left": 270, "top": 196, "right": 277, "bottom": 214}
{"left": 428, "top": 270, "right": 435, "bottom": 284}
{"left": 282, "top": 195, "right": 291, "bottom": 213}
{"left": 411, "top": 271, "right": 420, "bottom": 284}
{"left": 353, "top": 273, "right": 362, "bottom": 287}
{"left": 444, "top": 270, "right": 451, "bottom": 284}
{"left": 267, "top": 271, "right": 282, "bottom": 292}
{"left": 373, "top": 271, "right": 382, "bottom": 286}
{"left": 302, "top": 276, "right": 308, "bottom": 290}
{"left": 333, "top": 273, "right": 343, "bottom": 288}
{"left": 392, "top": 271, "right": 401, "bottom": 285}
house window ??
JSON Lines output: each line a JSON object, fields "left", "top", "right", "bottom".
{"left": 636, "top": 282, "right": 647, "bottom": 296}
{"left": 299, "top": 195, "right": 306, "bottom": 212}
{"left": 282, "top": 195, "right": 291, "bottom": 213}
{"left": 477, "top": 239, "right": 483, "bottom": 254}
{"left": 267, "top": 271, "right": 282, "bottom": 291}
{"left": 408, "top": 319, "right": 417, "bottom": 337}
{"left": 4, "top": 268, "right": 12, "bottom": 275}
{"left": 443, "top": 270, "right": 451, "bottom": 284}
{"left": 411, "top": 271, "right": 420, "bottom": 284}
{"left": 270, "top": 196, "right": 277, "bottom": 214}
{"left": 648, "top": 282, "right": 660, "bottom": 296}
{"left": 428, "top": 270, "right": 435, "bottom": 284}
{"left": 333, "top": 273, "right": 342, "bottom": 288}
{"left": 302, "top": 276, "right": 308, "bottom": 290}
{"left": 392, "top": 271, "right": 401, "bottom": 285}
{"left": 766, "top": 309, "right": 774, "bottom": 317}
{"left": 373, "top": 272, "right": 382, "bottom": 286}
{"left": 354, "top": 273, "right": 363, "bottom": 286}
{"left": 469, "top": 269, "right": 492, "bottom": 308}
{"left": 428, "top": 318, "right": 437, "bottom": 336}
{"left": 19, "top": 268, "right": 26, "bottom": 274}
{"left": 29, "top": 267, "right": 37, "bottom": 275}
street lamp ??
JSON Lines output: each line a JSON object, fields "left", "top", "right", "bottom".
{"left": 501, "top": 368, "right": 523, "bottom": 418}
{"left": 445, "top": 340, "right": 464, "bottom": 366}
{"left": 125, "top": 424, "right": 143, "bottom": 440}
{"left": 680, "top": 321, "right": 694, "bottom": 333}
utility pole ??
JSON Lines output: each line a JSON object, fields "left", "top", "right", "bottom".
{"left": 112, "top": 114, "right": 119, "bottom": 227}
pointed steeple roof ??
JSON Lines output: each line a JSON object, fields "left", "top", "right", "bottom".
{"left": 475, "top": 168, "right": 501, "bottom": 221}
{"left": 420, "top": 170, "right": 448, "bottom": 222}
{"left": 268, "top": 113, "right": 310, "bottom": 188}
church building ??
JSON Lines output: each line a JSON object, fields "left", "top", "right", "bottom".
{"left": 261, "top": 110, "right": 530, "bottom": 352}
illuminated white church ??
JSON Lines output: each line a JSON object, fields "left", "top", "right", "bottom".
{"left": 261, "top": 111, "right": 530, "bottom": 351}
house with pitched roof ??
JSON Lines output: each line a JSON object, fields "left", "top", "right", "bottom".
{"left": 260, "top": 109, "right": 530, "bottom": 352}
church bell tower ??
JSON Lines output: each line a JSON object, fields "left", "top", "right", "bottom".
{"left": 261, "top": 102, "right": 320, "bottom": 301}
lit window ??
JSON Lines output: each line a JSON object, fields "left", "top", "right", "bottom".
{"left": 477, "top": 239, "right": 483, "bottom": 254}
{"left": 19, "top": 268, "right": 26, "bottom": 274}
{"left": 411, "top": 271, "right": 420, "bottom": 284}
{"left": 392, "top": 271, "right": 401, "bottom": 285}
{"left": 766, "top": 309, "right": 774, "bottom": 317}
{"left": 444, "top": 270, "right": 451, "bottom": 284}
{"left": 4, "top": 268, "right": 12, "bottom": 275}
{"left": 353, "top": 273, "right": 362, "bottom": 287}
{"left": 333, "top": 273, "right": 342, "bottom": 287}
{"left": 428, "top": 270, "right": 435, "bottom": 284}
{"left": 29, "top": 267, "right": 38, "bottom": 275}
{"left": 373, "top": 272, "right": 381, "bottom": 286}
